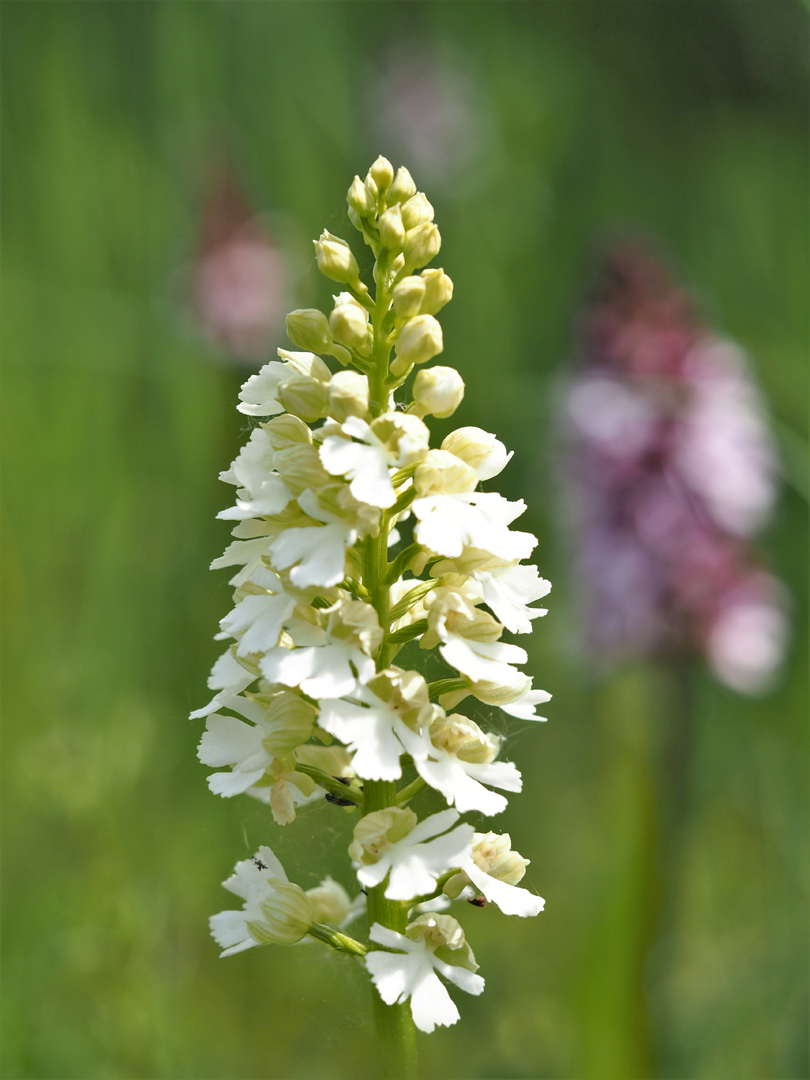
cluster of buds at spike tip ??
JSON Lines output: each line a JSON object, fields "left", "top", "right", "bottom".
{"left": 195, "top": 156, "right": 550, "bottom": 1041}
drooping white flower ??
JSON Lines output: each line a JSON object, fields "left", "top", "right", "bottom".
{"left": 209, "top": 846, "right": 289, "bottom": 957}
{"left": 365, "top": 916, "right": 484, "bottom": 1033}
{"left": 217, "top": 428, "right": 293, "bottom": 521}
{"left": 444, "top": 832, "right": 544, "bottom": 917}
{"left": 497, "top": 681, "right": 552, "bottom": 721}
{"left": 260, "top": 642, "right": 373, "bottom": 700}
{"left": 237, "top": 350, "right": 331, "bottom": 417}
{"left": 350, "top": 807, "right": 473, "bottom": 900}
{"left": 319, "top": 413, "right": 430, "bottom": 509}
{"left": 219, "top": 578, "right": 297, "bottom": 657}
{"left": 189, "top": 648, "right": 255, "bottom": 720}
{"left": 413, "top": 714, "right": 522, "bottom": 816}
{"left": 269, "top": 489, "right": 356, "bottom": 587}
{"left": 412, "top": 490, "right": 537, "bottom": 561}
{"left": 474, "top": 562, "right": 551, "bottom": 634}
{"left": 441, "top": 426, "right": 513, "bottom": 481}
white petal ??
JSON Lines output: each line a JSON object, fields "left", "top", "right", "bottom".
{"left": 412, "top": 493, "right": 536, "bottom": 561}
{"left": 318, "top": 698, "right": 403, "bottom": 781}
{"left": 406, "top": 808, "right": 460, "bottom": 844}
{"left": 207, "top": 763, "right": 269, "bottom": 797}
{"left": 209, "top": 910, "right": 256, "bottom": 956}
{"left": 415, "top": 753, "right": 509, "bottom": 816}
{"left": 254, "top": 846, "right": 288, "bottom": 881}
{"left": 320, "top": 436, "right": 395, "bottom": 509}
{"left": 220, "top": 593, "right": 296, "bottom": 656}
{"left": 409, "top": 969, "right": 461, "bottom": 1033}
{"left": 366, "top": 950, "right": 419, "bottom": 1006}
{"left": 261, "top": 643, "right": 369, "bottom": 699}
{"left": 463, "top": 859, "right": 544, "bottom": 917}
{"left": 356, "top": 858, "right": 392, "bottom": 890}
{"left": 270, "top": 523, "right": 354, "bottom": 588}
{"left": 433, "top": 958, "right": 486, "bottom": 997}
{"left": 197, "top": 714, "right": 264, "bottom": 767}
{"left": 217, "top": 475, "right": 292, "bottom": 520}
{"left": 369, "top": 923, "right": 414, "bottom": 951}
{"left": 463, "top": 760, "right": 523, "bottom": 793}
{"left": 210, "top": 537, "right": 272, "bottom": 587}
{"left": 236, "top": 361, "right": 288, "bottom": 416}
{"left": 440, "top": 637, "right": 526, "bottom": 687}
{"left": 499, "top": 687, "right": 551, "bottom": 720}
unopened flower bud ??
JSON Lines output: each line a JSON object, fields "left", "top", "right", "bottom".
{"left": 420, "top": 268, "right": 454, "bottom": 315}
{"left": 391, "top": 314, "right": 443, "bottom": 376}
{"left": 262, "top": 413, "right": 313, "bottom": 450}
{"left": 349, "top": 806, "right": 417, "bottom": 864}
{"left": 379, "top": 203, "right": 406, "bottom": 252}
{"left": 278, "top": 348, "right": 332, "bottom": 382}
{"left": 441, "top": 426, "right": 512, "bottom": 481}
{"left": 252, "top": 882, "right": 314, "bottom": 945}
{"left": 412, "top": 367, "right": 465, "bottom": 419}
{"left": 387, "top": 166, "right": 417, "bottom": 205}
{"left": 347, "top": 175, "right": 376, "bottom": 218}
{"left": 329, "top": 293, "right": 371, "bottom": 353}
{"left": 277, "top": 374, "right": 330, "bottom": 423}
{"left": 392, "top": 276, "right": 427, "bottom": 318}
{"left": 430, "top": 713, "right": 500, "bottom": 764}
{"left": 261, "top": 691, "right": 317, "bottom": 757}
{"left": 286, "top": 308, "right": 333, "bottom": 353}
{"left": 368, "top": 154, "right": 394, "bottom": 194}
{"left": 471, "top": 832, "right": 529, "bottom": 884}
{"left": 401, "top": 192, "right": 434, "bottom": 231}
{"left": 329, "top": 370, "right": 370, "bottom": 423}
{"left": 305, "top": 877, "right": 352, "bottom": 924}
{"left": 314, "top": 230, "right": 360, "bottom": 284}
{"left": 273, "top": 443, "right": 331, "bottom": 495}
{"left": 404, "top": 222, "right": 441, "bottom": 270}
{"left": 415, "top": 449, "right": 478, "bottom": 497}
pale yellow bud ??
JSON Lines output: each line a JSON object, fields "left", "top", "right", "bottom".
{"left": 387, "top": 166, "right": 417, "bottom": 205}
{"left": 392, "top": 275, "right": 427, "bottom": 318}
{"left": 260, "top": 691, "right": 317, "bottom": 757}
{"left": 466, "top": 673, "right": 532, "bottom": 708}
{"left": 404, "top": 221, "right": 441, "bottom": 270}
{"left": 262, "top": 413, "right": 312, "bottom": 450}
{"left": 274, "top": 443, "right": 332, "bottom": 496}
{"left": 391, "top": 314, "right": 443, "bottom": 376}
{"left": 349, "top": 806, "right": 417, "bottom": 864}
{"left": 470, "top": 832, "right": 529, "bottom": 885}
{"left": 430, "top": 713, "right": 500, "bottom": 764}
{"left": 379, "top": 203, "right": 406, "bottom": 252}
{"left": 329, "top": 370, "right": 370, "bottom": 423}
{"left": 329, "top": 293, "right": 372, "bottom": 354}
{"left": 406, "top": 914, "right": 479, "bottom": 971}
{"left": 305, "top": 877, "right": 352, "bottom": 924}
{"left": 441, "top": 426, "right": 511, "bottom": 481}
{"left": 414, "top": 449, "right": 478, "bottom": 497}
{"left": 314, "top": 230, "right": 360, "bottom": 284}
{"left": 252, "top": 882, "right": 314, "bottom": 945}
{"left": 368, "top": 154, "right": 394, "bottom": 193}
{"left": 277, "top": 374, "right": 330, "bottom": 423}
{"left": 285, "top": 309, "right": 333, "bottom": 353}
{"left": 412, "top": 366, "right": 465, "bottom": 419}
{"left": 277, "top": 348, "right": 333, "bottom": 383}
{"left": 347, "top": 175, "right": 376, "bottom": 217}
{"left": 401, "top": 192, "right": 434, "bottom": 230}
{"left": 419, "top": 268, "right": 454, "bottom": 315}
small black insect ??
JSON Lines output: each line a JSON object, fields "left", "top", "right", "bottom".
{"left": 468, "top": 895, "right": 488, "bottom": 908}
{"left": 253, "top": 856, "right": 268, "bottom": 870}
{"left": 394, "top": 401, "right": 408, "bottom": 412}
{"left": 325, "top": 791, "right": 356, "bottom": 807}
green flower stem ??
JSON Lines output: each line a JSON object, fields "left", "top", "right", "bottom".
{"left": 396, "top": 776, "right": 427, "bottom": 806}
{"left": 294, "top": 763, "right": 364, "bottom": 807}
{"left": 361, "top": 260, "right": 419, "bottom": 1080}
{"left": 307, "top": 922, "right": 367, "bottom": 956}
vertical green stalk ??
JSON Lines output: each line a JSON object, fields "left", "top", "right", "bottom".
{"left": 360, "top": 258, "right": 419, "bottom": 1080}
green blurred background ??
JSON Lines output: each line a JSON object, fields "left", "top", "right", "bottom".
{"left": 2, "top": 3, "right": 808, "bottom": 1078}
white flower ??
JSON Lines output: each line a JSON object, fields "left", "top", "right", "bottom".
{"left": 441, "top": 427, "right": 512, "bottom": 481}
{"left": 412, "top": 491, "right": 537, "bottom": 561}
{"left": 269, "top": 489, "right": 357, "bottom": 587}
{"left": 413, "top": 714, "right": 522, "bottom": 816}
{"left": 320, "top": 417, "right": 398, "bottom": 509}
{"left": 365, "top": 917, "right": 484, "bottom": 1034}
{"left": 217, "top": 428, "right": 293, "bottom": 521}
{"left": 237, "top": 351, "right": 331, "bottom": 417}
{"left": 210, "top": 537, "right": 274, "bottom": 588}
{"left": 219, "top": 582, "right": 297, "bottom": 658}
{"left": 498, "top": 681, "right": 552, "bottom": 720}
{"left": 260, "top": 640, "right": 375, "bottom": 700}
{"left": 351, "top": 808, "right": 473, "bottom": 900}
{"left": 209, "top": 846, "right": 289, "bottom": 957}
{"left": 445, "top": 832, "right": 544, "bottom": 917}
{"left": 189, "top": 649, "right": 255, "bottom": 720}
{"left": 473, "top": 562, "right": 551, "bottom": 634}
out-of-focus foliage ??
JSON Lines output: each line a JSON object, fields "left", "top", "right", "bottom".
{"left": 1, "top": 3, "right": 807, "bottom": 1078}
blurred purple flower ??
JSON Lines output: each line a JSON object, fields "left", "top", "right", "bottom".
{"left": 193, "top": 168, "right": 289, "bottom": 364}
{"left": 563, "top": 243, "right": 787, "bottom": 693}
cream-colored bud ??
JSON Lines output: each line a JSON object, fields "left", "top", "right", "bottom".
{"left": 252, "top": 882, "right": 314, "bottom": 945}
{"left": 379, "top": 203, "right": 406, "bottom": 252}
{"left": 347, "top": 175, "right": 376, "bottom": 217}
{"left": 329, "top": 293, "right": 372, "bottom": 354}
{"left": 466, "top": 673, "right": 532, "bottom": 708}
{"left": 430, "top": 713, "right": 500, "bottom": 764}
{"left": 277, "top": 374, "right": 330, "bottom": 423}
{"left": 285, "top": 309, "right": 333, "bottom": 353}
{"left": 314, "top": 230, "right": 360, "bottom": 284}
{"left": 415, "top": 449, "right": 478, "bottom": 497}
{"left": 349, "top": 806, "right": 417, "bottom": 864}
{"left": 441, "top": 426, "right": 511, "bottom": 481}
{"left": 391, "top": 314, "right": 443, "bottom": 376}
{"left": 329, "top": 370, "right": 370, "bottom": 423}
{"left": 470, "top": 832, "right": 529, "bottom": 885}
{"left": 419, "top": 268, "right": 454, "bottom": 315}
{"left": 273, "top": 443, "right": 331, "bottom": 496}
{"left": 278, "top": 348, "right": 333, "bottom": 383}
{"left": 262, "top": 413, "right": 312, "bottom": 450}
{"left": 392, "top": 275, "right": 427, "bottom": 318}
{"left": 403, "top": 222, "right": 441, "bottom": 270}
{"left": 368, "top": 154, "right": 394, "bottom": 194}
{"left": 406, "top": 914, "right": 479, "bottom": 971}
{"left": 388, "top": 166, "right": 417, "bottom": 205}
{"left": 401, "top": 192, "right": 434, "bottom": 230}
{"left": 412, "top": 366, "right": 465, "bottom": 419}
{"left": 305, "top": 877, "right": 352, "bottom": 925}
{"left": 326, "top": 598, "right": 383, "bottom": 657}
{"left": 260, "top": 691, "right": 317, "bottom": 757}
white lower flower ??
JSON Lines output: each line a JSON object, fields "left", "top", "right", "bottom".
{"left": 497, "top": 682, "right": 552, "bottom": 721}
{"left": 269, "top": 489, "right": 357, "bottom": 587}
{"left": 209, "top": 846, "right": 289, "bottom": 957}
{"left": 444, "top": 832, "right": 544, "bottom": 917}
{"left": 189, "top": 649, "right": 255, "bottom": 720}
{"left": 219, "top": 589, "right": 297, "bottom": 657}
{"left": 260, "top": 641, "right": 375, "bottom": 700}
{"left": 473, "top": 562, "right": 551, "bottom": 634}
{"left": 319, "top": 417, "right": 398, "bottom": 509}
{"left": 237, "top": 351, "right": 331, "bottom": 417}
{"left": 365, "top": 916, "right": 484, "bottom": 1034}
{"left": 412, "top": 491, "right": 537, "bottom": 561}
{"left": 350, "top": 807, "right": 473, "bottom": 900}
